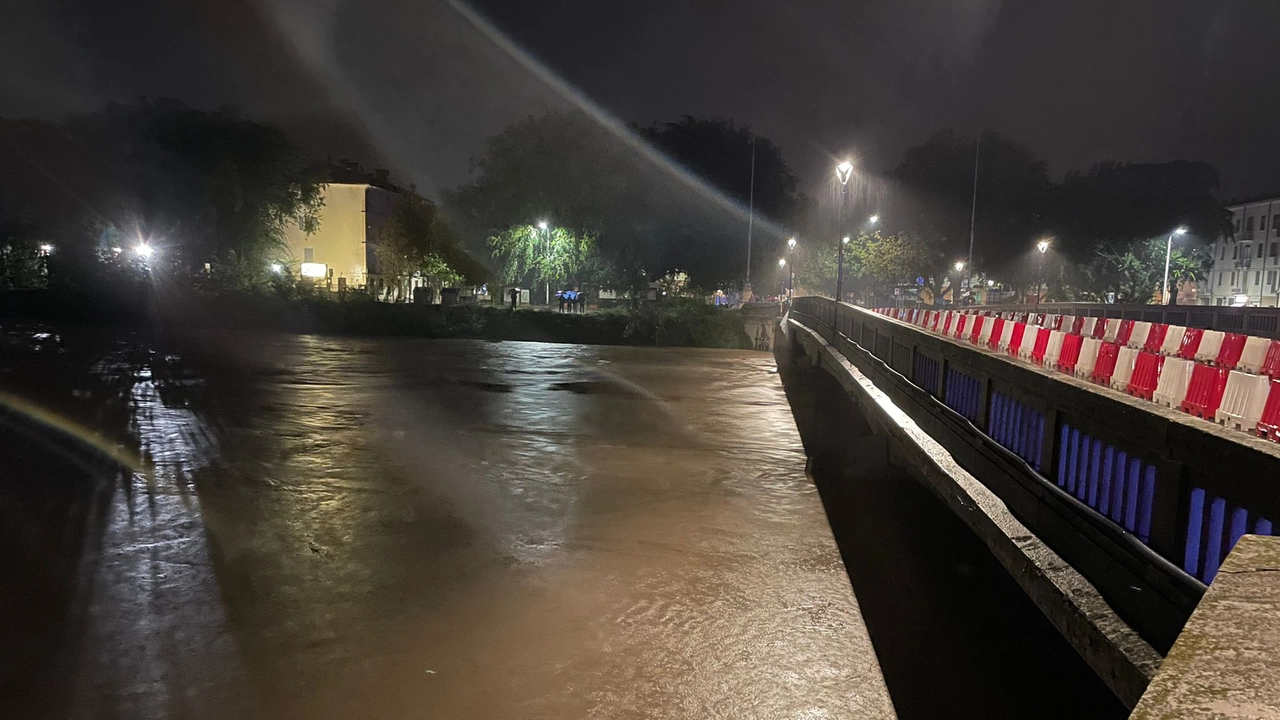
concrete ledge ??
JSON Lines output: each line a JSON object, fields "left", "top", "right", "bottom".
{"left": 1131, "top": 534, "right": 1280, "bottom": 719}
{"left": 784, "top": 317, "right": 1162, "bottom": 708}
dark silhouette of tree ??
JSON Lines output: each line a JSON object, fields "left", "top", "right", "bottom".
{"left": 445, "top": 110, "right": 802, "bottom": 290}
{"left": 1045, "top": 160, "right": 1229, "bottom": 260}
{"left": 891, "top": 130, "right": 1051, "bottom": 279}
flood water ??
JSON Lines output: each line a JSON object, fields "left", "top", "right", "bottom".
{"left": 0, "top": 331, "right": 895, "bottom": 719}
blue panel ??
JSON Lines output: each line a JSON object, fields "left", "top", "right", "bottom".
{"left": 1065, "top": 428, "right": 1080, "bottom": 493}
{"left": 1228, "top": 507, "right": 1249, "bottom": 557}
{"left": 1258, "top": 518, "right": 1275, "bottom": 536}
{"left": 1033, "top": 414, "right": 1045, "bottom": 470}
{"left": 1098, "top": 446, "right": 1114, "bottom": 516}
{"left": 1057, "top": 424, "right": 1071, "bottom": 488}
{"left": 1086, "top": 441, "right": 1102, "bottom": 507}
{"left": 1123, "top": 457, "right": 1141, "bottom": 533}
{"left": 1109, "top": 451, "right": 1128, "bottom": 524}
{"left": 1204, "top": 496, "right": 1228, "bottom": 583}
{"left": 1184, "top": 488, "right": 1205, "bottom": 576}
{"left": 1137, "top": 466, "right": 1156, "bottom": 544}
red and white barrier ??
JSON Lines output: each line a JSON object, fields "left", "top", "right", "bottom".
{"left": 1153, "top": 357, "right": 1194, "bottom": 408}
{"left": 1217, "top": 371, "right": 1272, "bottom": 433}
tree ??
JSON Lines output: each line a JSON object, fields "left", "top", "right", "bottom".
{"left": 1046, "top": 160, "right": 1229, "bottom": 261}
{"left": 847, "top": 231, "right": 944, "bottom": 303}
{"left": 1074, "top": 237, "right": 1213, "bottom": 303}
{"left": 487, "top": 224, "right": 603, "bottom": 290}
{"left": 0, "top": 99, "right": 326, "bottom": 290}
{"left": 891, "top": 130, "right": 1051, "bottom": 277}
{"left": 376, "top": 193, "right": 486, "bottom": 301}
{"left": 445, "top": 110, "right": 802, "bottom": 291}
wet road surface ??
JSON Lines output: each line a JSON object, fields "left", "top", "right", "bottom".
{"left": 1, "top": 333, "right": 893, "bottom": 719}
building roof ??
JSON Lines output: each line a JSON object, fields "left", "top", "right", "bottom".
{"left": 1224, "top": 192, "right": 1280, "bottom": 209}
{"left": 324, "top": 159, "right": 411, "bottom": 194}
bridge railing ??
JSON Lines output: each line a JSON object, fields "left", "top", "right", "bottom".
{"left": 957, "top": 302, "right": 1280, "bottom": 339}
{"left": 790, "top": 296, "right": 1280, "bottom": 651}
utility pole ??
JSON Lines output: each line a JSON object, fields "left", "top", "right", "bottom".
{"left": 966, "top": 135, "right": 980, "bottom": 306}
{"left": 744, "top": 136, "right": 756, "bottom": 297}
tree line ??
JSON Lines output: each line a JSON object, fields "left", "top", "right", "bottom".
{"left": 0, "top": 99, "right": 1232, "bottom": 305}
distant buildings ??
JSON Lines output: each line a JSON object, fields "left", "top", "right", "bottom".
{"left": 1204, "top": 194, "right": 1280, "bottom": 306}
{"left": 283, "top": 161, "right": 402, "bottom": 294}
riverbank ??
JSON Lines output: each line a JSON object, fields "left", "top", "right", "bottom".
{"left": 0, "top": 289, "right": 756, "bottom": 349}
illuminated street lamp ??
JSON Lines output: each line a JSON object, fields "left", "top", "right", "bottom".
{"left": 537, "top": 220, "right": 552, "bottom": 304}
{"left": 135, "top": 243, "right": 153, "bottom": 259}
{"left": 835, "top": 160, "right": 853, "bottom": 300}
{"left": 868, "top": 214, "right": 880, "bottom": 225}
{"left": 786, "top": 238, "right": 796, "bottom": 299}
{"left": 1162, "top": 226, "right": 1189, "bottom": 305}
{"left": 270, "top": 263, "right": 284, "bottom": 275}
{"left": 38, "top": 243, "right": 54, "bottom": 255}
{"left": 1036, "top": 239, "right": 1051, "bottom": 305}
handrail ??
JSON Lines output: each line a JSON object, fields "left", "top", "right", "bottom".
{"left": 789, "top": 296, "right": 1280, "bottom": 651}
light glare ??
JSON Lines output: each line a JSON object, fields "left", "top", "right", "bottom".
{"left": 134, "top": 244, "right": 153, "bottom": 259}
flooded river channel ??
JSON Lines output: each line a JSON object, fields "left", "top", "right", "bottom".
{"left": 0, "top": 331, "right": 1122, "bottom": 718}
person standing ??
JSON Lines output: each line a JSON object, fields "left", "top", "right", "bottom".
{"left": 509, "top": 287, "right": 519, "bottom": 310}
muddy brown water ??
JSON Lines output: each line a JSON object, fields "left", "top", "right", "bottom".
{"left": 0, "top": 331, "right": 1122, "bottom": 718}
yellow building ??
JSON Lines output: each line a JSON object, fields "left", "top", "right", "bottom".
{"left": 283, "top": 164, "right": 399, "bottom": 292}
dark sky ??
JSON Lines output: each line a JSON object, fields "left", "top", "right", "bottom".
{"left": 4, "top": 0, "right": 1279, "bottom": 201}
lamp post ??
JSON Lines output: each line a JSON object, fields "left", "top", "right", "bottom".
{"left": 953, "top": 261, "right": 965, "bottom": 305}
{"left": 538, "top": 220, "right": 551, "bottom": 305}
{"left": 787, "top": 237, "right": 796, "bottom": 300}
{"left": 1162, "top": 226, "right": 1189, "bottom": 305}
{"left": 1036, "top": 239, "right": 1050, "bottom": 305}
{"left": 835, "top": 160, "right": 853, "bottom": 300}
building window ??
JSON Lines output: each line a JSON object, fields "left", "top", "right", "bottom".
{"left": 1265, "top": 215, "right": 1270, "bottom": 231}
{"left": 1270, "top": 270, "right": 1277, "bottom": 289}
{"left": 1260, "top": 243, "right": 1266, "bottom": 259}
{"left": 1219, "top": 271, "right": 1225, "bottom": 287}
{"left": 1235, "top": 218, "right": 1242, "bottom": 233}
{"left": 1248, "top": 216, "right": 1256, "bottom": 231}
{"left": 1274, "top": 214, "right": 1280, "bottom": 235}
{"left": 1233, "top": 245, "right": 1239, "bottom": 259}
{"left": 304, "top": 247, "right": 315, "bottom": 262}
{"left": 1232, "top": 271, "right": 1238, "bottom": 285}
{"left": 1272, "top": 243, "right": 1278, "bottom": 258}
{"left": 1257, "top": 271, "right": 1263, "bottom": 286}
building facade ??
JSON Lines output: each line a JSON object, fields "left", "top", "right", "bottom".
{"left": 283, "top": 162, "right": 400, "bottom": 293}
{"left": 1204, "top": 194, "right": 1280, "bottom": 306}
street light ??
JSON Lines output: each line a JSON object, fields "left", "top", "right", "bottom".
{"left": 835, "top": 160, "right": 853, "bottom": 300}
{"left": 786, "top": 238, "right": 796, "bottom": 299}
{"left": 1162, "top": 226, "right": 1189, "bottom": 305}
{"left": 38, "top": 243, "right": 54, "bottom": 255}
{"left": 868, "top": 214, "right": 880, "bottom": 225}
{"left": 1036, "top": 239, "right": 1051, "bottom": 305}
{"left": 537, "top": 220, "right": 551, "bottom": 304}
{"left": 135, "top": 243, "right": 153, "bottom": 259}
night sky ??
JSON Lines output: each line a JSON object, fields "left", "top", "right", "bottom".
{"left": 4, "top": 0, "right": 1278, "bottom": 201}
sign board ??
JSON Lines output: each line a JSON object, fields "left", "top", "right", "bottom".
{"left": 916, "top": 276, "right": 925, "bottom": 286}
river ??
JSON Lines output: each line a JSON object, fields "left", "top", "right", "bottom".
{"left": 1, "top": 331, "right": 899, "bottom": 719}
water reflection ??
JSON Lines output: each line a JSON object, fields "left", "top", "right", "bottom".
{"left": 1, "top": 331, "right": 890, "bottom": 719}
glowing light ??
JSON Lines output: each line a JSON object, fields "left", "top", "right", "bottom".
{"left": 111, "top": 246, "right": 122, "bottom": 254}
{"left": 955, "top": 261, "right": 965, "bottom": 271}
{"left": 538, "top": 221, "right": 549, "bottom": 231}
{"left": 1037, "top": 240, "right": 1050, "bottom": 253}
{"left": 836, "top": 161, "right": 854, "bottom": 185}
{"left": 1174, "top": 226, "right": 1188, "bottom": 235}
{"left": 869, "top": 215, "right": 880, "bottom": 224}
{"left": 38, "top": 243, "right": 54, "bottom": 254}
{"left": 842, "top": 236, "right": 850, "bottom": 245}
{"left": 300, "top": 262, "right": 328, "bottom": 278}
{"left": 778, "top": 258, "right": 786, "bottom": 267}
{"left": 788, "top": 237, "right": 796, "bottom": 249}
{"left": 134, "top": 243, "right": 153, "bottom": 259}
{"left": 270, "top": 263, "right": 284, "bottom": 275}
{"left": 987, "top": 279, "right": 995, "bottom": 287}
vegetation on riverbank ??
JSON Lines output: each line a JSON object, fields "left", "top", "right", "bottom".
{"left": 0, "top": 290, "right": 754, "bottom": 350}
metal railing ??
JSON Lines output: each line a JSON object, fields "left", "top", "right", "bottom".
{"left": 788, "top": 296, "right": 1280, "bottom": 652}
{"left": 957, "top": 302, "right": 1280, "bottom": 339}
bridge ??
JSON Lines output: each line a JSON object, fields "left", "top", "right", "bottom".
{"left": 778, "top": 296, "right": 1280, "bottom": 714}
